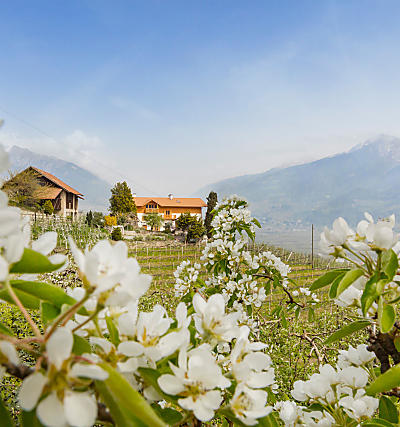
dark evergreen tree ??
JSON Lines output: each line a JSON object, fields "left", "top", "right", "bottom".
{"left": 85, "top": 210, "right": 93, "bottom": 226}
{"left": 109, "top": 182, "right": 137, "bottom": 216}
{"left": 176, "top": 213, "right": 205, "bottom": 242}
{"left": 204, "top": 191, "right": 218, "bottom": 238}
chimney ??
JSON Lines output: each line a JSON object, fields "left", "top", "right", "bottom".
{"left": 168, "top": 193, "right": 173, "bottom": 200}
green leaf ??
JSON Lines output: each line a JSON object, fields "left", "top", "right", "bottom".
{"left": 0, "top": 397, "right": 15, "bottom": 427}
{"left": 324, "top": 320, "right": 371, "bottom": 345}
{"left": 106, "top": 316, "right": 120, "bottom": 346}
{"left": 151, "top": 405, "right": 183, "bottom": 425}
{"left": 336, "top": 269, "right": 365, "bottom": 297}
{"left": 329, "top": 273, "right": 346, "bottom": 299}
{"left": 280, "top": 311, "right": 287, "bottom": 328}
{"left": 20, "top": 410, "right": 45, "bottom": 426}
{"left": 41, "top": 302, "right": 60, "bottom": 325}
{"left": 379, "top": 396, "right": 399, "bottom": 423}
{"left": 10, "top": 248, "right": 64, "bottom": 273}
{"left": 378, "top": 299, "right": 396, "bottom": 333}
{"left": 95, "top": 379, "right": 140, "bottom": 427}
{"left": 382, "top": 249, "right": 399, "bottom": 281}
{"left": 308, "top": 307, "right": 315, "bottom": 322}
{"left": 96, "top": 363, "right": 165, "bottom": 427}
{"left": 252, "top": 218, "right": 261, "bottom": 229}
{"left": 257, "top": 412, "right": 281, "bottom": 426}
{"left": 361, "top": 274, "right": 379, "bottom": 316}
{"left": 367, "top": 363, "right": 400, "bottom": 395}
{"left": 219, "top": 408, "right": 249, "bottom": 427}
{"left": 309, "top": 269, "right": 349, "bottom": 291}
{"left": 362, "top": 419, "right": 396, "bottom": 427}
{"left": 0, "top": 322, "right": 14, "bottom": 336}
{"left": 11, "top": 280, "right": 76, "bottom": 308}
{"left": 0, "top": 288, "right": 41, "bottom": 309}
{"left": 72, "top": 334, "right": 91, "bottom": 356}
{"left": 10, "top": 281, "right": 88, "bottom": 316}
{"left": 394, "top": 336, "right": 400, "bottom": 352}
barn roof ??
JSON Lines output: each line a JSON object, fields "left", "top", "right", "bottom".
{"left": 30, "top": 167, "right": 84, "bottom": 198}
{"left": 34, "top": 187, "right": 62, "bottom": 200}
{"left": 134, "top": 197, "right": 207, "bottom": 208}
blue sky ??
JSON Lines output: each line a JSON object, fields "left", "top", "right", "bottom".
{"left": 1, "top": 1, "right": 400, "bottom": 194}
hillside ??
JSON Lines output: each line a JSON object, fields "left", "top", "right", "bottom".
{"left": 6, "top": 146, "right": 110, "bottom": 212}
{"left": 197, "top": 136, "right": 400, "bottom": 229}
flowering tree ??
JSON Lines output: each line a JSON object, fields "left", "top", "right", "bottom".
{"left": 0, "top": 138, "right": 398, "bottom": 426}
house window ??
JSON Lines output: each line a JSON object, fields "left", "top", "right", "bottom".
{"left": 166, "top": 210, "right": 170, "bottom": 215}
{"left": 66, "top": 193, "right": 74, "bottom": 209}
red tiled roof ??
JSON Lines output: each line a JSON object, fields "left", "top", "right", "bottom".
{"left": 34, "top": 187, "right": 62, "bottom": 200}
{"left": 134, "top": 197, "right": 207, "bottom": 208}
{"left": 31, "top": 167, "right": 84, "bottom": 198}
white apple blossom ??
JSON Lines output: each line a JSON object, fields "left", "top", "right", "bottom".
{"left": 322, "top": 217, "right": 354, "bottom": 249}
{"left": 158, "top": 345, "right": 230, "bottom": 422}
{"left": 193, "top": 293, "right": 240, "bottom": 344}
{"left": 68, "top": 238, "right": 151, "bottom": 304}
{"left": 339, "top": 389, "right": 379, "bottom": 420}
{"left": 337, "top": 344, "right": 375, "bottom": 368}
{"left": 356, "top": 212, "right": 398, "bottom": 250}
{"left": 117, "top": 303, "right": 189, "bottom": 365}
{"left": 275, "top": 401, "right": 303, "bottom": 426}
{"left": 230, "top": 384, "right": 272, "bottom": 425}
{"left": 18, "top": 327, "right": 107, "bottom": 427}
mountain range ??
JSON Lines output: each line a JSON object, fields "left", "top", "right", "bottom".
{"left": 5, "top": 146, "right": 110, "bottom": 212}
{"left": 197, "top": 136, "right": 400, "bottom": 229}
{"left": 6, "top": 137, "right": 400, "bottom": 228}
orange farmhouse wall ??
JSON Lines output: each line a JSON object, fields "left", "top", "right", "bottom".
{"left": 136, "top": 206, "right": 202, "bottom": 215}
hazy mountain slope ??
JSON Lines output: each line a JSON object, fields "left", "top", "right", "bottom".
{"left": 6, "top": 146, "right": 110, "bottom": 212}
{"left": 197, "top": 136, "right": 400, "bottom": 229}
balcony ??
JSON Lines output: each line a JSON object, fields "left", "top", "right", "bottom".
{"left": 145, "top": 208, "right": 159, "bottom": 213}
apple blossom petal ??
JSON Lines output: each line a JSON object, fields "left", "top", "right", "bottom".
{"left": 118, "top": 341, "right": 144, "bottom": 357}
{"left": 47, "top": 327, "right": 73, "bottom": 369}
{"left": 18, "top": 372, "right": 48, "bottom": 411}
{"left": 117, "top": 357, "right": 139, "bottom": 373}
{"left": 158, "top": 374, "right": 185, "bottom": 395}
{"left": 37, "top": 392, "right": 67, "bottom": 427}
{"left": 69, "top": 363, "right": 108, "bottom": 380}
{"left": 90, "top": 337, "right": 113, "bottom": 354}
{"left": 0, "top": 340, "right": 19, "bottom": 365}
{"left": 0, "top": 255, "right": 9, "bottom": 281}
{"left": 193, "top": 293, "right": 206, "bottom": 315}
{"left": 32, "top": 232, "right": 57, "bottom": 255}
{"left": 64, "top": 391, "right": 97, "bottom": 427}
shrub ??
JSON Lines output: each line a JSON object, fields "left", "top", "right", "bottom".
{"left": 111, "top": 226, "right": 123, "bottom": 241}
{"left": 104, "top": 215, "right": 117, "bottom": 226}
{"left": 42, "top": 200, "right": 54, "bottom": 215}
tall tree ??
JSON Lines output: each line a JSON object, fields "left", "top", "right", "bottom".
{"left": 109, "top": 182, "right": 137, "bottom": 216}
{"left": 2, "top": 169, "right": 43, "bottom": 210}
{"left": 176, "top": 213, "right": 205, "bottom": 242}
{"left": 204, "top": 191, "right": 218, "bottom": 238}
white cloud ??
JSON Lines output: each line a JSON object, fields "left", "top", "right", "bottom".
{"left": 0, "top": 129, "right": 118, "bottom": 185}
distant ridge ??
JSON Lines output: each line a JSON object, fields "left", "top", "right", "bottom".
{"left": 6, "top": 146, "right": 110, "bottom": 212}
{"left": 196, "top": 136, "right": 400, "bottom": 229}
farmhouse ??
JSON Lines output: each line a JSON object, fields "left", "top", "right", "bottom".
{"left": 5, "top": 167, "right": 84, "bottom": 218}
{"left": 134, "top": 194, "right": 207, "bottom": 230}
